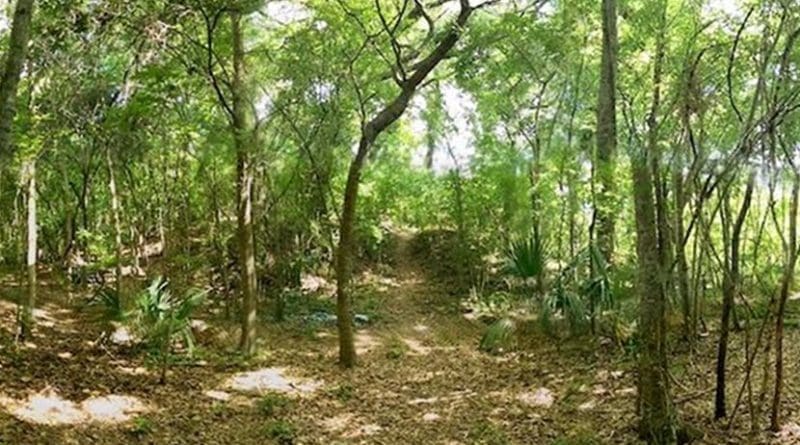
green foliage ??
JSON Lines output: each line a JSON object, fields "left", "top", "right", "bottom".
{"left": 262, "top": 419, "right": 296, "bottom": 445}
{"left": 257, "top": 393, "right": 292, "bottom": 417}
{"left": 479, "top": 318, "right": 517, "bottom": 354}
{"left": 468, "top": 421, "right": 510, "bottom": 445}
{"left": 87, "top": 286, "right": 126, "bottom": 324}
{"left": 133, "top": 277, "right": 205, "bottom": 356}
{"left": 128, "top": 416, "right": 155, "bottom": 436}
{"left": 384, "top": 336, "right": 409, "bottom": 360}
{"left": 541, "top": 244, "right": 618, "bottom": 337}
{"left": 329, "top": 383, "right": 355, "bottom": 402}
{"left": 463, "top": 289, "right": 515, "bottom": 321}
{"left": 504, "top": 230, "right": 547, "bottom": 283}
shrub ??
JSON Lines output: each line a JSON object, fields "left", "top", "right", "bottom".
{"left": 257, "top": 393, "right": 292, "bottom": 417}
{"left": 479, "top": 318, "right": 516, "bottom": 354}
{"left": 132, "top": 277, "right": 206, "bottom": 383}
{"left": 263, "top": 419, "right": 296, "bottom": 445}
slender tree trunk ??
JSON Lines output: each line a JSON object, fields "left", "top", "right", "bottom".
{"left": 595, "top": 0, "right": 618, "bottom": 264}
{"left": 714, "top": 171, "right": 755, "bottom": 419}
{"left": 106, "top": 149, "right": 124, "bottom": 297}
{"left": 0, "top": 0, "right": 36, "bottom": 161}
{"left": 20, "top": 160, "right": 36, "bottom": 340}
{"left": 635, "top": 1, "right": 675, "bottom": 441}
{"left": 231, "top": 11, "right": 258, "bottom": 355}
{"left": 673, "top": 167, "right": 692, "bottom": 341}
{"left": 770, "top": 172, "right": 800, "bottom": 432}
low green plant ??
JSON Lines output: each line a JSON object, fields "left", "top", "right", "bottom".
{"left": 129, "top": 415, "right": 154, "bottom": 436}
{"left": 468, "top": 420, "right": 509, "bottom": 445}
{"left": 384, "top": 336, "right": 408, "bottom": 360}
{"left": 479, "top": 318, "right": 517, "bottom": 354}
{"left": 263, "top": 419, "right": 296, "bottom": 444}
{"left": 504, "top": 229, "right": 547, "bottom": 293}
{"left": 87, "top": 286, "right": 126, "bottom": 324}
{"left": 257, "top": 393, "right": 292, "bottom": 417}
{"left": 133, "top": 277, "right": 206, "bottom": 383}
{"left": 329, "top": 383, "right": 355, "bottom": 402}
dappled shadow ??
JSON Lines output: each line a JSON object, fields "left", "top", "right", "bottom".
{"left": 0, "top": 389, "right": 148, "bottom": 425}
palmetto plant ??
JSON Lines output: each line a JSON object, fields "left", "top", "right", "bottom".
{"left": 133, "top": 277, "right": 205, "bottom": 383}
{"left": 541, "top": 243, "right": 616, "bottom": 337}
{"left": 88, "top": 286, "right": 126, "bottom": 324}
{"left": 503, "top": 229, "right": 547, "bottom": 294}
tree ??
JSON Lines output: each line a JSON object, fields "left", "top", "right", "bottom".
{"left": 594, "top": 0, "right": 617, "bottom": 264}
{"left": 230, "top": 8, "right": 259, "bottom": 355}
{"left": 631, "top": 0, "right": 675, "bottom": 441}
{"left": 335, "top": 0, "right": 492, "bottom": 367}
{"left": 0, "top": 0, "right": 36, "bottom": 161}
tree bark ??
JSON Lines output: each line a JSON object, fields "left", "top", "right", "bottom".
{"left": 770, "top": 173, "right": 799, "bottom": 432}
{"left": 106, "top": 149, "right": 124, "bottom": 298}
{"left": 20, "top": 160, "right": 36, "bottom": 340}
{"left": 595, "top": 0, "right": 618, "bottom": 264}
{"left": 231, "top": 11, "right": 258, "bottom": 355}
{"left": 635, "top": 1, "right": 675, "bottom": 441}
{"left": 0, "top": 0, "right": 36, "bottom": 161}
{"left": 714, "top": 171, "right": 755, "bottom": 419}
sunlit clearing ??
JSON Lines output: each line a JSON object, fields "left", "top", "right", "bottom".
{"left": 225, "top": 367, "right": 321, "bottom": 395}
{"left": 0, "top": 390, "right": 148, "bottom": 425}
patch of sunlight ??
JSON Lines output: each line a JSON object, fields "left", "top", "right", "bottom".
{"left": 413, "top": 324, "right": 430, "bottom": 333}
{"left": 407, "top": 370, "right": 444, "bottom": 383}
{"left": 320, "top": 413, "right": 355, "bottom": 432}
{"left": 409, "top": 396, "right": 439, "bottom": 405}
{"left": 616, "top": 387, "right": 636, "bottom": 396}
{"left": 517, "top": 387, "right": 554, "bottom": 408}
{"left": 116, "top": 366, "right": 149, "bottom": 376}
{"left": 422, "top": 412, "right": 441, "bottom": 422}
{"left": 301, "top": 274, "right": 334, "bottom": 295}
{"left": 82, "top": 395, "right": 146, "bottom": 423}
{"left": 0, "top": 389, "right": 147, "bottom": 425}
{"left": 204, "top": 390, "right": 232, "bottom": 402}
{"left": 355, "top": 332, "right": 379, "bottom": 354}
{"left": 110, "top": 325, "right": 136, "bottom": 345}
{"left": 343, "top": 423, "right": 383, "bottom": 438}
{"left": 57, "top": 352, "right": 73, "bottom": 359}
{"left": 402, "top": 338, "right": 431, "bottom": 356}
{"left": 578, "top": 401, "right": 595, "bottom": 411}
{"left": 225, "top": 367, "right": 321, "bottom": 395}
{"left": 777, "top": 422, "right": 800, "bottom": 443}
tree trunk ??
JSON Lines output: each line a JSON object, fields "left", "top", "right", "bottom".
{"left": 107, "top": 149, "right": 124, "bottom": 298}
{"left": 635, "top": 1, "right": 675, "bottom": 441}
{"left": 20, "top": 160, "right": 36, "bottom": 340}
{"left": 595, "top": 0, "right": 618, "bottom": 264}
{"left": 231, "top": 11, "right": 258, "bottom": 355}
{"left": 0, "top": 0, "right": 36, "bottom": 161}
{"left": 770, "top": 173, "right": 799, "bottom": 432}
{"left": 672, "top": 167, "right": 692, "bottom": 341}
{"left": 714, "top": 171, "right": 755, "bottom": 419}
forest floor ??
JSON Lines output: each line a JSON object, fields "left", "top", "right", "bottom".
{"left": 0, "top": 233, "right": 799, "bottom": 444}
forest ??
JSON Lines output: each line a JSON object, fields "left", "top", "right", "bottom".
{"left": 1, "top": 0, "right": 800, "bottom": 443}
